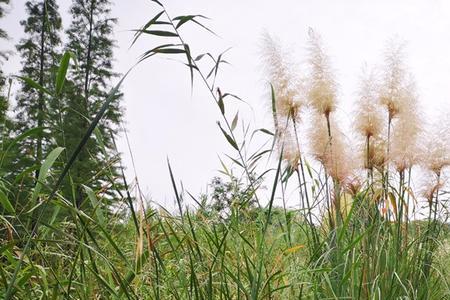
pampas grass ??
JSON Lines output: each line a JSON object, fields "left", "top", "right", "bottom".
{"left": 390, "top": 82, "right": 422, "bottom": 173}
{"left": 306, "top": 29, "right": 337, "bottom": 118}
{"left": 355, "top": 68, "right": 384, "bottom": 140}
{"left": 309, "top": 114, "right": 354, "bottom": 183}
{"left": 421, "top": 121, "right": 450, "bottom": 175}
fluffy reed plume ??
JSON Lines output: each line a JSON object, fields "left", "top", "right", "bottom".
{"left": 283, "top": 141, "right": 301, "bottom": 169}
{"left": 421, "top": 121, "right": 450, "bottom": 175}
{"left": 309, "top": 114, "right": 354, "bottom": 183}
{"left": 390, "top": 82, "right": 422, "bottom": 172}
{"left": 262, "top": 32, "right": 305, "bottom": 168}
{"left": 354, "top": 68, "right": 384, "bottom": 139}
{"left": 279, "top": 130, "right": 301, "bottom": 169}
{"left": 378, "top": 41, "right": 408, "bottom": 122}
{"left": 365, "top": 137, "right": 388, "bottom": 170}
{"left": 344, "top": 174, "right": 363, "bottom": 197}
{"left": 306, "top": 29, "right": 337, "bottom": 118}
{"left": 261, "top": 32, "right": 305, "bottom": 125}
{"left": 421, "top": 176, "right": 445, "bottom": 205}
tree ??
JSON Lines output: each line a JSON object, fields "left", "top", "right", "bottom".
{"left": 0, "top": 0, "right": 10, "bottom": 127}
{"left": 13, "top": 0, "right": 62, "bottom": 209}
{"left": 64, "top": 0, "right": 123, "bottom": 207}
{"left": 201, "top": 175, "right": 258, "bottom": 221}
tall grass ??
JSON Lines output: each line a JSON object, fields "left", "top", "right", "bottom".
{"left": 1, "top": 2, "right": 450, "bottom": 299}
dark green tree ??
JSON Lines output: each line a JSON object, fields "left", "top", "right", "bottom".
{"left": 64, "top": 0, "right": 123, "bottom": 207}
{"left": 0, "top": 0, "right": 10, "bottom": 127}
{"left": 16, "top": 0, "right": 62, "bottom": 151}
{"left": 13, "top": 0, "right": 62, "bottom": 207}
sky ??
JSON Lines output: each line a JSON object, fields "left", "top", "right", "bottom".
{"left": 2, "top": 0, "right": 450, "bottom": 211}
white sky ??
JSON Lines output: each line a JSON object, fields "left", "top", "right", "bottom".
{"left": 2, "top": 0, "right": 450, "bottom": 210}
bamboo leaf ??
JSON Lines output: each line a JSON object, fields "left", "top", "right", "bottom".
{"left": 218, "top": 94, "right": 225, "bottom": 115}
{"left": 284, "top": 244, "right": 304, "bottom": 254}
{"left": 231, "top": 111, "right": 239, "bottom": 131}
{"left": 30, "top": 147, "right": 65, "bottom": 206}
{"left": 130, "top": 11, "right": 165, "bottom": 47}
{"left": 217, "top": 122, "right": 238, "bottom": 150}
{"left": 151, "top": 0, "right": 163, "bottom": 6}
{"left": 84, "top": 185, "right": 105, "bottom": 226}
{"left": 136, "top": 29, "right": 177, "bottom": 37}
{"left": 55, "top": 51, "right": 73, "bottom": 96}
{"left": 16, "top": 76, "right": 52, "bottom": 96}
{"left": 255, "top": 128, "right": 274, "bottom": 136}
{"left": 0, "top": 190, "right": 14, "bottom": 214}
{"left": 0, "top": 127, "right": 44, "bottom": 168}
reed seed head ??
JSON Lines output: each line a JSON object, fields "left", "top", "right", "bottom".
{"left": 262, "top": 32, "right": 305, "bottom": 126}
{"left": 421, "top": 121, "right": 450, "bottom": 175}
{"left": 421, "top": 177, "right": 444, "bottom": 205}
{"left": 365, "top": 137, "right": 388, "bottom": 170}
{"left": 281, "top": 136, "right": 301, "bottom": 169}
{"left": 355, "top": 68, "right": 384, "bottom": 139}
{"left": 307, "top": 29, "right": 337, "bottom": 117}
{"left": 390, "top": 82, "right": 422, "bottom": 172}
{"left": 379, "top": 41, "right": 409, "bottom": 121}
{"left": 309, "top": 113, "right": 354, "bottom": 182}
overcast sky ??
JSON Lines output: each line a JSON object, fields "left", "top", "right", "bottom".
{"left": 2, "top": 0, "right": 450, "bottom": 210}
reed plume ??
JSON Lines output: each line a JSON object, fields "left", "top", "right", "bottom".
{"left": 262, "top": 32, "right": 305, "bottom": 169}
{"left": 262, "top": 32, "right": 305, "bottom": 126}
{"left": 279, "top": 130, "right": 301, "bottom": 169}
{"left": 354, "top": 67, "right": 385, "bottom": 181}
{"left": 390, "top": 81, "right": 422, "bottom": 173}
{"left": 365, "top": 137, "right": 388, "bottom": 171}
{"left": 306, "top": 29, "right": 337, "bottom": 118}
{"left": 421, "top": 177, "right": 444, "bottom": 205}
{"left": 355, "top": 68, "right": 383, "bottom": 140}
{"left": 379, "top": 41, "right": 408, "bottom": 123}
{"left": 421, "top": 120, "right": 450, "bottom": 175}
{"left": 309, "top": 114, "right": 354, "bottom": 183}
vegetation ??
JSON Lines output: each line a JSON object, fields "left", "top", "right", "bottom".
{"left": 0, "top": 0, "right": 450, "bottom": 299}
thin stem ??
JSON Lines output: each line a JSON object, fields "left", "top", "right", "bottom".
{"left": 385, "top": 116, "right": 392, "bottom": 221}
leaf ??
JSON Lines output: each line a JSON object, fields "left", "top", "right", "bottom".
{"left": 16, "top": 76, "right": 52, "bottom": 96}
{"left": 84, "top": 185, "right": 105, "bottom": 226}
{"left": 0, "top": 127, "right": 44, "bottom": 168}
{"left": 218, "top": 93, "right": 225, "bottom": 115}
{"left": 388, "top": 192, "right": 398, "bottom": 218}
{"left": 256, "top": 128, "right": 274, "bottom": 136}
{"left": 173, "top": 14, "right": 216, "bottom": 35}
{"left": 231, "top": 111, "right": 239, "bottom": 131}
{"left": 222, "top": 92, "right": 243, "bottom": 102}
{"left": 194, "top": 53, "right": 206, "bottom": 61}
{"left": 284, "top": 244, "right": 304, "bottom": 254}
{"left": 55, "top": 51, "right": 73, "bottom": 96}
{"left": 167, "top": 159, "right": 183, "bottom": 219}
{"left": 130, "top": 11, "right": 165, "bottom": 47}
{"left": 183, "top": 43, "right": 194, "bottom": 90}
{"left": 30, "top": 147, "right": 65, "bottom": 206}
{"left": 217, "top": 122, "right": 238, "bottom": 150}
{"left": 150, "top": 0, "right": 163, "bottom": 6}
{"left": 174, "top": 15, "right": 204, "bottom": 28}
{"left": 0, "top": 190, "right": 14, "bottom": 214}
{"left": 139, "top": 44, "right": 185, "bottom": 62}
{"left": 136, "top": 29, "right": 178, "bottom": 37}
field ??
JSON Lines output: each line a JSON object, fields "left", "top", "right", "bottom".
{"left": 1, "top": 1, "right": 450, "bottom": 299}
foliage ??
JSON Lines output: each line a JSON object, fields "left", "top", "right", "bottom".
{"left": 62, "top": 0, "right": 123, "bottom": 207}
